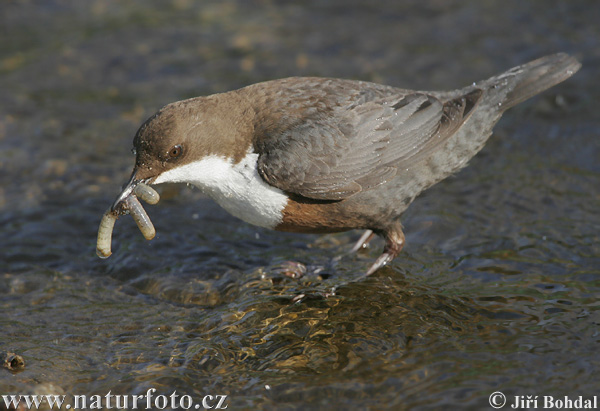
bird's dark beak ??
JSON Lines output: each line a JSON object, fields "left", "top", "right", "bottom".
{"left": 111, "top": 169, "right": 140, "bottom": 212}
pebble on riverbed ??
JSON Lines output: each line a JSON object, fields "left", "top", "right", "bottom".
{"left": 1, "top": 351, "right": 25, "bottom": 372}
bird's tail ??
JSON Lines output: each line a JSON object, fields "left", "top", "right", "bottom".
{"left": 490, "top": 53, "right": 581, "bottom": 110}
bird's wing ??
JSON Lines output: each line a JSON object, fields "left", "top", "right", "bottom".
{"left": 256, "top": 83, "right": 482, "bottom": 201}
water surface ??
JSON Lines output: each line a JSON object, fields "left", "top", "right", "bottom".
{"left": 1, "top": 1, "right": 599, "bottom": 409}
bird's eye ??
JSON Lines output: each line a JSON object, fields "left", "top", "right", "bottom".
{"left": 168, "top": 144, "right": 183, "bottom": 159}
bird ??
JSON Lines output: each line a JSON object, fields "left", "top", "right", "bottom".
{"left": 107, "top": 53, "right": 580, "bottom": 276}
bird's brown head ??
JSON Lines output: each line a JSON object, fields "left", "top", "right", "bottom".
{"left": 111, "top": 92, "right": 255, "bottom": 211}
{"left": 133, "top": 97, "right": 209, "bottom": 181}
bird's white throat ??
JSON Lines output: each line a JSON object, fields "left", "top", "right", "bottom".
{"left": 153, "top": 152, "right": 288, "bottom": 228}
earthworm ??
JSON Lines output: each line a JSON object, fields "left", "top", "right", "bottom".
{"left": 96, "top": 209, "right": 118, "bottom": 258}
{"left": 96, "top": 183, "right": 158, "bottom": 258}
{"left": 125, "top": 195, "right": 156, "bottom": 240}
{"left": 134, "top": 183, "right": 160, "bottom": 205}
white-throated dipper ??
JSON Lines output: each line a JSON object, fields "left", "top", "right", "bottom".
{"left": 100, "top": 53, "right": 580, "bottom": 276}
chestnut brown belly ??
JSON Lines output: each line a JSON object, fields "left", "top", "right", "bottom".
{"left": 275, "top": 196, "right": 370, "bottom": 234}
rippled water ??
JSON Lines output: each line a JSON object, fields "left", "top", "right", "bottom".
{"left": 1, "top": 1, "right": 599, "bottom": 409}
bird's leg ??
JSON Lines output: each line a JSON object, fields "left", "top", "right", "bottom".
{"left": 365, "top": 224, "right": 405, "bottom": 276}
{"left": 349, "top": 229, "right": 375, "bottom": 254}
{"left": 332, "top": 229, "right": 375, "bottom": 265}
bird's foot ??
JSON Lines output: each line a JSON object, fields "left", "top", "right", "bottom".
{"left": 364, "top": 225, "right": 405, "bottom": 277}
{"left": 365, "top": 252, "right": 395, "bottom": 276}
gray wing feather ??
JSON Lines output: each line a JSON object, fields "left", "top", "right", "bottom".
{"left": 257, "top": 83, "right": 481, "bottom": 200}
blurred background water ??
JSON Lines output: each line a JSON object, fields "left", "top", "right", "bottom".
{"left": 1, "top": 0, "right": 599, "bottom": 409}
